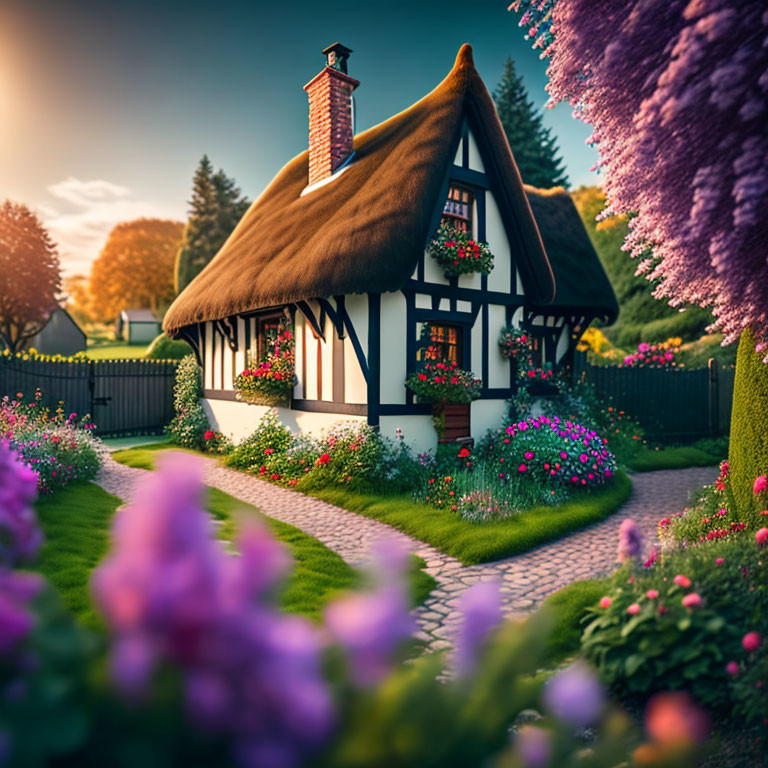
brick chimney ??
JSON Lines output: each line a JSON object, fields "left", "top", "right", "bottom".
{"left": 304, "top": 42, "right": 359, "bottom": 187}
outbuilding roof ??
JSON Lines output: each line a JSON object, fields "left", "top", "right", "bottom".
{"left": 164, "top": 44, "right": 557, "bottom": 334}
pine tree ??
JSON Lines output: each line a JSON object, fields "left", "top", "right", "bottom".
{"left": 174, "top": 156, "right": 250, "bottom": 294}
{"left": 493, "top": 58, "right": 568, "bottom": 189}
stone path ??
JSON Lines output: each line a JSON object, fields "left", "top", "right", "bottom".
{"left": 95, "top": 455, "right": 715, "bottom": 651}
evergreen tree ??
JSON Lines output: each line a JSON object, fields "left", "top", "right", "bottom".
{"left": 174, "top": 156, "right": 250, "bottom": 294}
{"left": 493, "top": 58, "right": 569, "bottom": 189}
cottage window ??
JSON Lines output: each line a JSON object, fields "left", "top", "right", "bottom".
{"left": 250, "top": 315, "right": 282, "bottom": 364}
{"left": 428, "top": 324, "right": 463, "bottom": 366}
{"left": 441, "top": 185, "right": 473, "bottom": 233}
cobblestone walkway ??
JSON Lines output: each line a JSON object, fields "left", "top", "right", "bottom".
{"left": 96, "top": 456, "right": 715, "bottom": 651}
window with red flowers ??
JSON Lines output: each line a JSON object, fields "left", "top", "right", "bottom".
{"left": 441, "top": 185, "right": 473, "bottom": 233}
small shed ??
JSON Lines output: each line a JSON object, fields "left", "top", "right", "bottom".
{"left": 118, "top": 309, "right": 162, "bottom": 344}
{"left": 27, "top": 307, "right": 87, "bottom": 357}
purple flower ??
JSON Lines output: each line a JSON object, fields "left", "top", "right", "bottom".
{"left": 0, "top": 441, "right": 41, "bottom": 566}
{"left": 617, "top": 518, "right": 643, "bottom": 562}
{"left": 543, "top": 660, "right": 605, "bottom": 728}
{"left": 0, "top": 570, "right": 43, "bottom": 654}
{"left": 93, "top": 452, "right": 333, "bottom": 766}
{"left": 515, "top": 725, "right": 551, "bottom": 768}
{"left": 326, "top": 537, "right": 415, "bottom": 686}
{"left": 454, "top": 579, "right": 502, "bottom": 677}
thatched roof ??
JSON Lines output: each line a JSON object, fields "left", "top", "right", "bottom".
{"left": 164, "top": 44, "right": 555, "bottom": 334}
{"left": 524, "top": 186, "right": 619, "bottom": 323}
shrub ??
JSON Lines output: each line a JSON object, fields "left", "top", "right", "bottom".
{"left": 581, "top": 535, "right": 767, "bottom": 713}
{"left": 0, "top": 391, "right": 102, "bottom": 493}
{"left": 144, "top": 333, "right": 191, "bottom": 359}
{"left": 729, "top": 328, "right": 768, "bottom": 525}
{"left": 621, "top": 339, "right": 681, "bottom": 368}
{"left": 478, "top": 416, "right": 616, "bottom": 491}
{"left": 166, "top": 354, "right": 230, "bottom": 452}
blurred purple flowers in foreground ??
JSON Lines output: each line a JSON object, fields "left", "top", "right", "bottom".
{"left": 92, "top": 452, "right": 333, "bottom": 768}
{"left": 617, "top": 518, "right": 643, "bottom": 563}
{"left": 0, "top": 441, "right": 41, "bottom": 567}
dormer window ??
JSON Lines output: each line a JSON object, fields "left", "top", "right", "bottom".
{"left": 442, "top": 184, "right": 473, "bottom": 233}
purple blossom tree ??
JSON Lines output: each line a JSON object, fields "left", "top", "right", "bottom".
{"left": 511, "top": 0, "right": 768, "bottom": 352}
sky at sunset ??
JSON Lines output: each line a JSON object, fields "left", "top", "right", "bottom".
{"left": 1, "top": 0, "right": 598, "bottom": 279}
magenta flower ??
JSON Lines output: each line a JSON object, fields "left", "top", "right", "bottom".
{"left": 617, "top": 518, "right": 643, "bottom": 562}
{"left": 753, "top": 475, "right": 767, "bottom": 495}
{"left": 673, "top": 574, "right": 692, "bottom": 588}
{"left": 742, "top": 632, "right": 761, "bottom": 653}
{"left": 543, "top": 661, "right": 604, "bottom": 728}
{"left": 682, "top": 593, "right": 702, "bottom": 609}
{"left": 627, "top": 603, "right": 640, "bottom": 615}
{"left": 726, "top": 661, "right": 740, "bottom": 676}
{"left": 756, "top": 528, "right": 768, "bottom": 547}
{"left": 453, "top": 580, "right": 502, "bottom": 677}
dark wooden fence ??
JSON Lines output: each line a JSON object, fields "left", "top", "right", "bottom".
{"left": 573, "top": 352, "right": 735, "bottom": 443}
{"left": 0, "top": 357, "right": 178, "bottom": 436}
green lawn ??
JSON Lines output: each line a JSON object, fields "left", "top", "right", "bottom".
{"left": 84, "top": 342, "right": 148, "bottom": 360}
{"left": 627, "top": 442, "right": 725, "bottom": 473}
{"left": 308, "top": 472, "right": 633, "bottom": 566}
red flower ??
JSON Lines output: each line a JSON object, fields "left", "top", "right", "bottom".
{"left": 315, "top": 453, "right": 330, "bottom": 466}
{"left": 204, "top": 430, "right": 214, "bottom": 441}
{"left": 458, "top": 447, "right": 470, "bottom": 458}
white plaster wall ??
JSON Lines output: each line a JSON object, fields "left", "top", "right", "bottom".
{"left": 485, "top": 192, "right": 511, "bottom": 293}
{"left": 378, "top": 415, "right": 435, "bottom": 455}
{"left": 294, "top": 313, "right": 306, "bottom": 397}
{"left": 303, "top": 318, "right": 319, "bottom": 400}
{"left": 467, "top": 130, "right": 485, "bottom": 173}
{"left": 222, "top": 333, "right": 234, "bottom": 391}
{"left": 379, "top": 291, "right": 408, "bottom": 405}
{"left": 487, "top": 304, "right": 509, "bottom": 389}
{"left": 454, "top": 137, "right": 463, "bottom": 166}
{"left": 471, "top": 399, "right": 507, "bottom": 441}
{"left": 342, "top": 294, "right": 368, "bottom": 403}
{"left": 234, "top": 317, "right": 246, "bottom": 376}
{"left": 471, "top": 311, "right": 483, "bottom": 378}
{"left": 202, "top": 398, "right": 366, "bottom": 444}
{"left": 457, "top": 300, "right": 472, "bottom": 313}
{"left": 556, "top": 324, "right": 570, "bottom": 362}
{"left": 415, "top": 293, "right": 431, "bottom": 309}
{"left": 423, "top": 247, "right": 448, "bottom": 285}
{"left": 320, "top": 308, "right": 333, "bottom": 402}
{"left": 204, "top": 322, "right": 214, "bottom": 389}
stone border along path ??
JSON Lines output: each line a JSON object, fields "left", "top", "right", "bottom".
{"left": 96, "top": 455, "right": 715, "bottom": 652}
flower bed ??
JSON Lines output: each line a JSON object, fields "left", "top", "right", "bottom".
{"left": 427, "top": 224, "right": 494, "bottom": 277}
{"left": 621, "top": 338, "right": 681, "bottom": 367}
{"left": 0, "top": 390, "right": 101, "bottom": 493}
{"left": 234, "top": 328, "right": 296, "bottom": 406}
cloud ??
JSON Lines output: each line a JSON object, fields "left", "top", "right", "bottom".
{"left": 38, "top": 177, "right": 184, "bottom": 277}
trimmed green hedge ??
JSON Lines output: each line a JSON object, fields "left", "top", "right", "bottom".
{"left": 729, "top": 328, "right": 768, "bottom": 526}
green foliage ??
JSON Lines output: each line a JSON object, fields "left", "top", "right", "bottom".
{"left": 493, "top": 58, "right": 568, "bottom": 188}
{"left": 571, "top": 187, "right": 711, "bottom": 345}
{"left": 166, "top": 354, "right": 211, "bottom": 450}
{"left": 581, "top": 535, "right": 767, "bottom": 711}
{"left": 676, "top": 334, "right": 737, "bottom": 368}
{"left": 174, "top": 156, "right": 250, "bottom": 294}
{"left": 729, "top": 328, "right": 768, "bottom": 525}
{"left": 145, "top": 333, "right": 191, "bottom": 360}
{"left": 310, "top": 471, "right": 632, "bottom": 565}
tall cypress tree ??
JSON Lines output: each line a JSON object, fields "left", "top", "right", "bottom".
{"left": 493, "top": 58, "right": 569, "bottom": 189}
{"left": 174, "top": 156, "right": 250, "bottom": 294}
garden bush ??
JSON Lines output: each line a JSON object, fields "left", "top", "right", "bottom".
{"left": 0, "top": 390, "right": 102, "bottom": 493}
{"left": 144, "top": 333, "right": 192, "bottom": 360}
{"left": 166, "top": 354, "right": 230, "bottom": 452}
{"left": 582, "top": 531, "right": 767, "bottom": 718}
{"left": 729, "top": 328, "right": 768, "bottom": 524}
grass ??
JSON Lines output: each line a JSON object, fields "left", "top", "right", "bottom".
{"left": 111, "top": 443, "right": 437, "bottom": 611}
{"left": 628, "top": 439, "right": 726, "bottom": 472}
{"left": 308, "top": 472, "right": 633, "bottom": 565}
{"left": 84, "top": 342, "right": 148, "bottom": 360}
{"left": 33, "top": 482, "right": 120, "bottom": 629}
{"left": 537, "top": 578, "right": 609, "bottom": 665}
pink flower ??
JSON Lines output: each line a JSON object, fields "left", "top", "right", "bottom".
{"left": 753, "top": 475, "right": 767, "bottom": 495}
{"left": 726, "top": 661, "right": 740, "bottom": 676}
{"left": 646, "top": 589, "right": 659, "bottom": 599}
{"left": 715, "top": 557, "right": 724, "bottom": 565}
{"left": 674, "top": 574, "right": 691, "bottom": 588}
{"left": 617, "top": 518, "right": 643, "bottom": 562}
{"left": 518, "top": 463, "right": 527, "bottom": 473}
{"left": 756, "top": 528, "right": 768, "bottom": 547}
{"left": 645, "top": 692, "right": 710, "bottom": 746}
{"left": 682, "top": 593, "right": 702, "bottom": 609}
{"left": 627, "top": 603, "right": 641, "bottom": 615}
{"left": 742, "top": 632, "right": 761, "bottom": 653}
{"left": 599, "top": 596, "right": 612, "bottom": 609}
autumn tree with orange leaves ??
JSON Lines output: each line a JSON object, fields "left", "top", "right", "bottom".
{"left": 0, "top": 200, "right": 61, "bottom": 353}
{"left": 88, "top": 218, "right": 184, "bottom": 322}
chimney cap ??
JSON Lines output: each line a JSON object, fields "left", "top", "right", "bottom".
{"left": 322, "top": 42, "right": 353, "bottom": 74}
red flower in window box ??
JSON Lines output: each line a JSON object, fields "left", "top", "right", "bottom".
{"left": 428, "top": 224, "right": 494, "bottom": 277}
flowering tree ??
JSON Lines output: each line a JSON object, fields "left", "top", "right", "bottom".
{"left": 0, "top": 201, "right": 61, "bottom": 353}
{"left": 511, "top": 0, "right": 768, "bottom": 353}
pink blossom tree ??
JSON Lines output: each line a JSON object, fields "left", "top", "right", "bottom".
{"left": 511, "top": 0, "right": 768, "bottom": 352}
